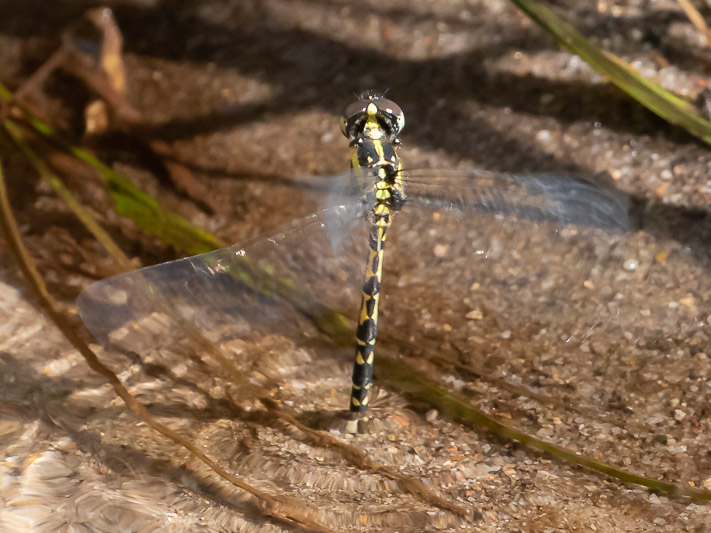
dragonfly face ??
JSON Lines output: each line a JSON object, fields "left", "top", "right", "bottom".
{"left": 340, "top": 92, "right": 405, "bottom": 146}
{"left": 343, "top": 93, "right": 407, "bottom": 216}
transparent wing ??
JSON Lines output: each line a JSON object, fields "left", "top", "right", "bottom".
{"left": 402, "top": 168, "right": 629, "bottom": 232}
{"left": 76, "top": 168, "right": 710, "bottom": 434}
{"left": 376, "top": 170, "right": 631, "bottom": 367}
{"left": 383, "top": 167, "right": 632, "bottom": 352}
{"left": 77, "top": 202, "right": 371, "bottom": 355}
{"left": 321, "top": 166, "right": 629, "bottom": 232}
{"left": 78, "top": 168, "right": 628, "bottom": 355}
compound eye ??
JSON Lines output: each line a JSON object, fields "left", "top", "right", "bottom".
{"left": 376, "top": 98, "right": 402, "bottom": 119}
{"left": 340, "top": 98, "right": 370, "bottom": 137}
{"left": 376, "top": 98, "right": 405, "bottom": 135}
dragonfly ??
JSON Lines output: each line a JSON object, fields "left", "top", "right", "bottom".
{"left": 77, "top": 91, "right": 677, "bottom": 431}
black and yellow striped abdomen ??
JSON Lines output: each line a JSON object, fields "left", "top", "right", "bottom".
{"left": 350, "top": 222, "right": 386, "bottom": 410}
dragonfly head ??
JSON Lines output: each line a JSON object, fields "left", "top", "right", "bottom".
{"left": 340, "top": 92, "right": 405, "bottom": 146}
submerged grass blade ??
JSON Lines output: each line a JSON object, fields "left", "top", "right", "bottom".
{"left": 508, "top": 0, "right": 711, "bottom": 144}
{"left": 2, "top": 120, "right": 135, "bottom": 271}
{"left": 0, "top": 81, "right": 225, "bottom": 255}
{"left": 376, "top": 350, "right": 711, "bottom": 500}
{"left": 310, "top": 312, "right": 711, "bottom": 499}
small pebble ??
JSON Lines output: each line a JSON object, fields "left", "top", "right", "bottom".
{"left": 680, "top": 296, "right": 696, "bottom": 308}
{"left": 425, "top": 409, "right": 439, "bottom": 423}
{"left": 536, "top": 130, "right": 552, "bottom": 143}
{"left": 466, "top": 309, "right": 483, "bottom": 320}
{"left": 623, "top": 258, "right": 638, "bottom": 271}
{"left": 433, "top": 244, "right": 449, "bottom": 257}
{"left": 344, "top": 419, "right": 359, "bottom": 434}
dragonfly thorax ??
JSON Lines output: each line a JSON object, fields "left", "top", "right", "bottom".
{"left": 350, "top": 131, "right": 406, "bottom": 221}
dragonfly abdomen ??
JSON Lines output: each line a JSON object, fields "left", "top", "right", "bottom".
{"left": 350, "top": 222, "right": 386, "bottom": 411}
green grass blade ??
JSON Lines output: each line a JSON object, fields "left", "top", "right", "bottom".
{"left": 509, "top": 0, "right": 711, "bottom": 143}
{"left": 0, "top": 82, "right": 225, "bottom": 255}
{"left": 2, "top": 120, "right": 136, "bottom": 271}
{"left": 376, "top": 353, "right": 711, "bottom": 500}
{"left": 305, "top": 310, "right": 711, "bottom": 499}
